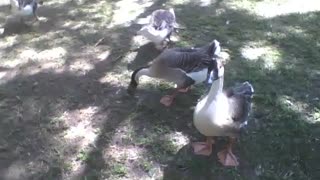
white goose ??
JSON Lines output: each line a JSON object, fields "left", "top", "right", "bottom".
{"left": 192, "top": 58, "right": 254, "bottom": 166}
{"left": 10, "top": 0, "right": 43, "bottom": 22}
{"left": 137, "top": 8, "right": 179, "bottom": 50}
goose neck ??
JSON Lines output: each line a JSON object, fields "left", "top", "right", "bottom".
{"left": 135, "top": 68, "right": 151, "bottom": 83}
{"left": 206, "top": 76, "right": 224, "bottom": 103}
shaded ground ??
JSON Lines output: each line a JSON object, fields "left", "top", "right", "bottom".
{"left": 0, "top": 0, "right": 320, "bottom": 179}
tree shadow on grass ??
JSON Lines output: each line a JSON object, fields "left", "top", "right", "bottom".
{"left": 0, "top": 0, "right": 170, "bottom": 179}
{"left": 1, "top": 0, "right": 320, "bottom": 180}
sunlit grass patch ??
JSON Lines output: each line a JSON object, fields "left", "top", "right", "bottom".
{"left": 240, "top": 41, "right": 282, "bottom": 69}
{"left": 108, "top": 0, "right": 154, "bottom": 27}
{"left": 227, "top": 0, "right": 320, "bottom": 18}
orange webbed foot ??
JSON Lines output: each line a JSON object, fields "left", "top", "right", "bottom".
{"left": 192, "top": 142, "right": 213, "bottom": 156}
{"left": 160, "top": 95, "right": 174, "bottom": 106}
{"left": 217, "top": 149, "right": 239, "bottom": 166}
{"left": 178, "top": 87, "right": 190, "bottom": 93}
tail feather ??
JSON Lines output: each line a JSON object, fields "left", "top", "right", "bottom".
{"left": 233, "top": 81, "right": 254, "bottom": 97}
{"left": 127, "top": 66, "right": 149, "bottom": 95}
{"left": 211, "top": 39, "right": 221, "bottom": 57}
{"left": 201, "top": 39, "right": 221, "bottom": 58}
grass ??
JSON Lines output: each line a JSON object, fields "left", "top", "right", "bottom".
{"left": 0, "top": 0, "right": 320, "bottom": 179}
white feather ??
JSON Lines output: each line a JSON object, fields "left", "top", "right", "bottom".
{"left": 137, "top": 25, "right": 170, "bottom": 44}
{"left": 186, "top": 68, "right": 208, "bottom": 85}
{"left": 194, "top": 94, "right": 230, "bottom": 136}
{"left": 10, "top": 0, "right": 34, "bottom": 17}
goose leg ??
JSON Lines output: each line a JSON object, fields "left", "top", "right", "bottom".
{"left": 160, "top": 86, "right": 191, "bottom": 106}
{"left": 159, "top": 89, "right": 179, "bottom": 107}
{"left": 178, "top": 87, "right": 190, "bottom": 93}
{"left": 160, "top": 71, "right": 194, "bottom": 106}
{"left": 192, "top": 137, "right": 214, "bottom": 156}
{"left": 159, "top": 95, "right": 174, "bottom": 106}
{"left": 217, "top": 137, "right": 239, "bottom": 166}
{"left": 34, "top": 13, "right": 39, "bottom": 21}
{"left": 32, "top": 3, "right": 40, "bottom": 22}
{"left": 33, "top": 11, "right": 39, "bottom": 22}
{"left": 19, "top": 17, "right": 24, "bottom": 24}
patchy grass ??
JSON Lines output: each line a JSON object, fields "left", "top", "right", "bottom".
{"left": 0, "top": 0, "right": 320, "bottom": 180}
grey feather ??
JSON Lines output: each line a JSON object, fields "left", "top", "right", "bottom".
{"left": 150, "top": 9, "right": 176, "bottom": 30}
{"left": 155, "top": 39, "right": 221, "bottom": 73}
{"left": 18, "top": 0, "right": 36, "bottom": 8}
{"left": 225, "top": 82, "right": 254, "bottom": 125}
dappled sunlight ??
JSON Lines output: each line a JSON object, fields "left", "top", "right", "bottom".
{"left": 278, "top": 95, "right": 310, "bottom": 117}
{"left": 100, "top": 113, "right": 164, "bottom": 179}
{"left": 104, "top": 145, "right": 145, "bottom": 165}
{"left": 0, "top": 0, "right": 319, "bottom": 179}
{"left": 61, "top": 21, "right": 90, "bottom": 31}
{"left": 63, "top": 106, "right": 101, "bottom": 147}
{"left": 108, "top": 0, "right": 154, "bottom": 28}
{"left": 163, "top": 131, "right": 190, "bottom": 152}
{"left": 255, "top": 0, "right": 320, "bottom": 18}
{"left": 0, "top": 47, "right": 67, "bottom": 83}
{"left": 99, "top": 71, "right": 131, "bottom": 86}
{"left": 198, "top": 0, "right": 213, "bottom": 7}
{"left": 169, "top": 0, "right": 212, "bottom": 6}
{"left": 69, "top": 0, "right": 113, "bottom": 25}
{"left": 0, "top": 71, "right": 8, "bottom": 81}
{"left": 168, "top": 0, "right": 192, "bottom": 5}
{"left": 265, "top": 25, "right": 308, "bottom": 40}
{"left": 32, "top": 47, "right": 67, "bottom": 61}
{"left": 97, "top": 50, "right": 111, "bottom": 61}
{"left": 240, "top": 41, "right": 281, "bottom": 69}
{"left": 277, "top": 95, "right": 320, "bottom": 124}
{"left": 3, "top": 161, "right": 28, "bottom": 180}
{"left": 228, "top": 0, "right": 320, "bottom": 18}
{"left": 62, "top": 106, "right": 103, "bottom": 177}
{"left": 67, "top": 60, "right": 95, "bottom": 75}
{"left": 281, "top": 26, "right": 308, "bottom": 37}
{"left": 99, "top": 116, "right": 190, "bottom": 179}
{"left": 0, "top": 35, "right": 19, "bottom": 50}
{"left": 311, "top": 109, "right": 320, "bottom": 124}
{"left": 104, "top": 144, "right": 163, "bottom": 179}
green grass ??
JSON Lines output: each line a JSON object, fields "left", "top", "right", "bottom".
{"left": 0, "top": 0, "right": 319, "bottom": 180}
{"left": 111, "top": 163, "right": 127, "bottom": 177}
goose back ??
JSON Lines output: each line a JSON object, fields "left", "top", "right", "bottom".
{"left": 155, "top": 48, "right": 212, "bottom": 73}
{"left": 156, "top": 39, "right": 220, "bottom": 72}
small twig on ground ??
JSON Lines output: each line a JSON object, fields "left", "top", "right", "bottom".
{"left": 95, "top": 37, "right": 105, "bottom": 46}
{"left": 113, "top": 55, "right": 124, "bottom": 62}
{"left": 99, "top": 51, "right": 124, "bottom": 62}
{"left": 129, "top": 47, "right": 140, "bottom": 52}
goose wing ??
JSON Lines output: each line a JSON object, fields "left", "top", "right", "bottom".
{"left": 156, "top": 48, "right": 212, "bottom": 73}
{"left": 225, "top": 82, "right": 254, "bottom": 126}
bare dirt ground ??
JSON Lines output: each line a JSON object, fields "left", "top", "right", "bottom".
{"left": 1, "top": 0, "right": 320, "bottom": 180}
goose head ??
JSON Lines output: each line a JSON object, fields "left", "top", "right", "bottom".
{"left": 208, "top": 51, "right": 227, "bottom": 84}
{"left": 208, "top": 39, "right": 221, "bottom": 58}
{"left": 151, "top": 8, "right": 176, "bottom": 29}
